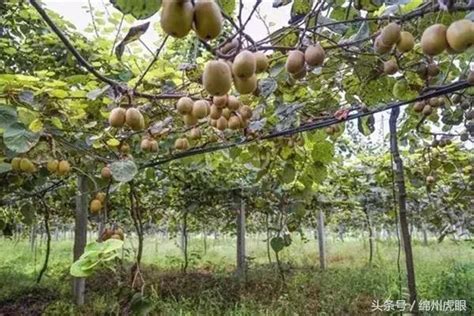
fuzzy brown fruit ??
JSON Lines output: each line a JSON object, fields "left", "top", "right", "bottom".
{"left": 96, "top": 192, "right": 106, "bottom": 203}
{"left": 194, "top": 0, "right": 223, "bottom": 40}
{"left": 413, "top": 102, "right": 425, "bottom": 113}
{"left": 285, "top": 50, "right": 305, "bottom": 74}
{"left": 422, "top": 105, "right": 433, "bottom": 116}
{"left": 47, "top": 159, "right": 59, "bottom": 173}
{"left": 239, "top": 105, "right": 253, "bottom": 120}
{"left": 427, "top": 63, "right": 440, "bottom": 77}
{"left": 125, "top": 108, "right": 144, "bottom": 131}
{"left": 468, "top": 71, "right": 474, "bottom": 86}
{"left": 396, "top": 31, "right": 415, "bottom": 53}
{"left": 149, "top": 140, "right": 158, "bottom": 152}
{"left": 11, "top": 157, "right": 21, "bottom": 171}
{"left": 216, "top": 116, "right": 228, "bottom": 130}
{"left": 383, "top": 60, "right": 398, "bottom": 75}
{"left": 141, "top": 138, "right": 152, "bottom": 151}
{"left": 189, "top": 127, "right": 202, "bottom": 140}
{"left": 421, "top": 24, "right": 448, "bottom": 56}
{"left": 160, "top": 0, "right": 193, "bottom": 38}
{"left": 90, "top": 199, "right": 102, "bottom": 213}
{"left": 203, "top": 60, "right": 232, "bottom": 96}
{"left": 232, "top": 50, "right": 256, "bottom": 78}
{"left": 221, "top": 38, "right": 239, "bottom": 54}
{"left": 101, "top": 166, "right": 112, "bottom": 179}
{"left": 209, "top": 104, "right": 222, "bottom": 119}
{"left": 304, "top": 43, "right": 325, "bottom": 67}
{"left": 20, "top": 158, "right": 35, "bottom": 173}
{"left": 374, "top": 35, "right": 392, "bottom": 54}
{"left": 227, "top": 96, "right": 241, "bottom": 111}
{"left": 192, "top": 100, "right": 210, "bottom": 119}
{"left": 213, "top": 95, "right": 227, "bottom": 108}
{"left": 58, "top": 160, "right": 71, "bottom": 175}
{"left": 446, "top": 19, "right": 474, "bottom": 53}
{"left": 254, "top": 52, "right": 269, "bottom": 73}
{"left": 228, "top": 116, "right": 242, "bottom": 130}
{"left": 291, "top": 67, "right": 307, "bottom": 80}
{"left": 381, "top": 22, "right": 401, "bottom": 46}
{"left": 234, "top": 74, "right": 257, "bottom": 95}
{"left": 109, "top": 107, "right": 126, "bottom": 128}
{"left": 426, "top": 175, "right": 435, "bottom": 185}
{"left": 177, "top": 97, "right": 194, "bottom": 115}
{"left": 174, "top": 138, "right": 189, "bottom": 150}
{"left": 183, "top": 114, "right": 198, "bottom": 126}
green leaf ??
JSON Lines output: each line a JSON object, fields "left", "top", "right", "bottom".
{"left": 0, "top": 162, "right": 12, "bottom": 174}
{"left": 3, "top": 122, "right": 40, "bottom": 153}
{"left": 311, "top": 140, "right": 334, "bottom": 164}
{"left": 281, "top": 163, "right": 296, "bottom": 183}
{"left": 70, "top": 259, "right": 94, "bottom": 277}
{"left": 270, "top": 236, "right": 285, "bottom": 253}
{"left": 110, "top": 0, "right": 161, "bottom": 20}
{"left": 0, "top": 105, "right": 17, "bottom": 129}
{"left": 110, "top": 159, "right": 138, "bottom": 182}
{"left": 115, "top": 22, "right": 150, "bottom": 60}
{"left": 357, "top": 114, "right": 375, "bottom": 136}
{"left": 217, "top": 0, "right": 236, "bottom": 16}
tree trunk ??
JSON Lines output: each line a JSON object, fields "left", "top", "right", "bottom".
{"left": 389, "top": 107, "right": 418, "bottom": 312}
{"left": 30, "top": 224, "right": 37, "bottom": 252}
{"left": 317, "top": 210, "right": 326, "bottom": 270}
{"left": 181, "top": 212, "right": 188, "bottom": 273}
{"left": 422, "top": 225, "right": 428, "bottom": 246}
{"left": 73, "top": 175, "right": 88, "bottom": 305}
{"left": 236, "top": 193, "right": 246, "bottom": 278}
{"left": 363, "top": 206, "right": 374, "bottom": 265}
{"left": 265, "top": 212, "right": 272, "bottom": 265}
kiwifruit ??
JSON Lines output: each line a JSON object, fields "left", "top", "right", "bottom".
{"left": 254, "top": 52, "right": 269, "bottom": 73}
{"left": 216, "top": 116, "right": 228, "bottom": 130}
{"left": 437, "top": 97, "right": 445, "bottom": 107}
{"left": 291, "top": 67, "right": 307, "bottom": 80}
{"left": 422, "top": 105, "right": 433, "bottom": 116}
{"left": 192, "top": 100, "right": 210, "bottom": 119}
{"left": 427, "top": 63, "right": 440, "bottom": 77}
{"left": 119, "top": 143, "right": 130, "bottom": 153}
{"left": 426, "top": 175, "right": 435, "bottom": 185}
{"left": 381, "top": 22, "right": 401, "bottom": 46}
{"left": 203, "top": 60, "right": 232, "bottom": 96}
{"left": 160, "top": 0, "right": 193, "bottom": 38}
{"left": 11, "top": 157, "right": 21, "bottom": 171}
{"left": 460, "top": 101, "right": 470, "bottom": 110}
{"left": 20, "top": 158, "right": 35, "bottom": 173}
{"left": 101, "top": 166, "right": 112, "bottom": 179}
{"left": 109, "top": 107, "right": 126, "bottom": 128}
{"left": 125, "top": 108, "right": 144, "bottom": 131}
{"left": 446, "top": 19, "right": 474, "bottom": 53}
{"left": 96, "top": 192, "right": 106, "bottom": 203}
{"left": 221, "top": 38, "right": 239, "bottom": 54}
{"left": 239, "top": 105, "right": 253, "bottom": 120}
{"left": 47, "top": 159, "right": 59, "bottom": 173}
{"left": 451, "top": 94, "right": 461, "bottom": 104}
{"left": 209, "top": 104, "right": 222, "bottom": 119}
{"left": 189, "top": 127, "right": 202, "bottom": 140}
{"left": 396, "top": 31, "right": 415, "bottom": 53}
{"left": 325, "top": 126, "right": 335, "bottom": 135}
{"left": 209, "top": 118, "right": 217, "bottom": 127}
{"left": 177, "top": 97, "right": 194, "bottom": 115}
{"left": 228, "top": 115, "right": 242, "bottom": 130}
{"left": 383, "top": 59, "right": 398, "bottom": 75}
{"left": 193, "top": 0, "right": 223, "bottom": 40}
{"left": 421, "top": 24, "right": 448, "bottom": 56}
{"left": 460, "top": 132, "right": 469, "bottom": 141}
{"left": 429, "top": 98, "right": 440, "bottom": 107}
{"left": 149, "top": 140, "right": 159, "bottom": 152}
{"left": 285, "top": 50, "right": 305, "bottom": 74}
{"left": 213, "top": 95, "right": 227, "bottom": 108}
{"left": 374, "top": 35, "right": 392, "bottom": 54}
{"left": 183, "top": 114, "right": 198, "bottom": 126}
{"left": 466, "top": 110, "right": 474, "bottom": 120}
{"left": 413, "top": 102, "right": 425, "bottom": 113}
{"left": 468, "top": 71, "right": 474, "bottom": 86}
{"left": 227, "top": 96, "right": 241, "bottom": 111}
{"left": 232, "top": 50, "right": 257, "bottom": 78}
{"left": 174, "top": 137, "right": 189, "bottom": 150}
{"left": 90, "top": 199, "right": 102, "bottom": 213}
{"left": 221, "top": 108, "right": 231, "bottom": 120}
{"left": 141, "top": 138, "right": 152, "bottom": 151}
{"left": 58, "top": 160, "right": 71, "bottom": 175}
{"left": 304, "top": 43, "right": 325, "bottom": 67}
{"left": 234, "top": 74, "right": 257, "bottom": 94}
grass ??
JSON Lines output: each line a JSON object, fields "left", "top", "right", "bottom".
{"left": 0, "top": 233, "right": 472, "bottom": 315}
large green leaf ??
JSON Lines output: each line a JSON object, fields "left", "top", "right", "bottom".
{"left": 3, "top": 122, "right": 40, "bottom": 153}
{"left": 110, "top": 0, "right": 161, "bottom": 20}
{"left": 115, "top": 22, "right": 150, "bottom": 60}
{"left": 0, "top": 105, "right": 17, "bottom": 129}
{"left": 110, "top": 159, "right": 138, "bottom": 182}
{"left": 270, "top": 236, "right": 285, "bottom": 252}
{"left": 0, "top": 162, "right": 12, "bottom": 174}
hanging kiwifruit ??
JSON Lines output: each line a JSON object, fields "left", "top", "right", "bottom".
{"left": 90, "top": 199, "right": 102, "bottom": 213}
{"left": 141, "top": 138, "right": 152, "bottom": 151}
{"left": 183, "top": 114, "right": 198, "bottom": 126}
{"left": 254, "top": 52, "right": 269, "bottom": 73}
{"left": 426, "top": 175, "right": 435, "bottom": 185}
{"left": 216, "top": 116, "right": 228, "bottom": 130}
{"left": 57, "top": 160, "right": 71, "bottom": 176}
{"left": 227, "top": 95, "right": 241, "bottom": 111}
{"left": 101, "top": 166, "right": 112, "bottom": 179}
{"left": 221, "top": 108, "right": 231, "bottom": 119}
{"left": 380, "top": 22, "right": 401, "bottom": 46}
{"left": 192, "top": 100, "right": 210, "bottom": 119}
{"left": 383, "top": 59, "right": 399, "bottom": 75}
{"left": 285, "top": 50, "right": 305, "bottom": 74}
{"left": 174, "top": 138, "right": 189, "bottom": 150}
{"left": 421, "top": 24, "right": 448, "bottom": 56}
{"left": 193, "top": 0, "right": 223, "bottom": 40}
{"left": 234, "top": 74, "right": 257, "bottom": 95}
{"left": 291, "top": 67, "right": 307, "bottom": 80}
{"left": 232, "top": 50, "right": 257, "bottom": 78}
{"left": 160, "top": 0, "right": 194, "bottom": 38}
{"left": 109, "top": 107, "right": 126, "bottom": 128}
{"left": 177, "top": 97, "right": 194, "bottom": 115}
{"left": 125, "top": 108, "right": 145, "bottom": 131}
{"left": 213, "top": 95, "right": 228, "bottom": 108}
{"left": 96, "top": 192, "right": 106, "bottom": 203}
{"left": 189, "top": 127, "right": 202, "bottom": 140}
{"left": 422, "top": 105, "right": 433, "bottom": 116}
{"left": 203, "top": 60, "right": 232, "bottom": 96}
{"left": 20, "top": 158, "right": 36, "bottom": 173}
{"left": 11, "top": 157, "right": 21, "bottom": 171}
{"left": 468, "top": 71, "right": 474, "bottom": 85}
{"left": 413, "top": 101, "right": 425, "bottom": 113}
{"left": 209, "top": 104, "right": 222, "bottom": 119}
{"left": 149, "top": 140, "right": 158, "bottom": 152}
{"left": 228, "top": 115, "right": 242, "bottom": 130}
{"left": 304, "top": 43, "right": 325, "bottom": 67}
{"left": 427, "top": 63, "right": 440, "bottom": 77}
{"left": 396, "top": 31, "right": 415, "bottom": 53}
{"left": 374, "top": 35, "right": 392, "bottom": 54}
{"left": 446, "top": 19, "right": 474, "bottom": 53}
{"left": 239, "top": 105, "right": 253, "bottom": 120}
{"left": 220, "top": 38, "right": 239, "bottom": 54}
{"left": 47, "top": 159, "right": 59, "bottom": 173}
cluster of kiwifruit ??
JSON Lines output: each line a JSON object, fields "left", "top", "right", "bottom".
{"left": 101, "top": 165, "right": 112, "bottom": 179}
{"left": 285, "top": 43, "right": 325, "bottom": 79}
{"left": 431, "top": 137, "right": 452, "bottom": 148}
{"left": 374, "top": 22, "right": 415, "bottom": 55}
{"left": 140, "top": 136, "right": 159, "bottom": 153}
{"left": 160, "top": 0, "right": 222, "bottom": 40}
{"left": 202, "top": 49, "right": 268, "bottom": 97}
{"left": 108, "top": 107, "right": 145, "bottom": 131}
{"left": 325, "top": 124, "right": 341, "bottom": 136}
{"left": 421, "top": 19, "right": 474, "bottom": 56}
{"left": 101, "top": 227, "right": 124, "bottom": 241}
{"left": 46, "top": 159, "right": 71, "bottom": 176}
{"left": 90, "top": 192, "right": 106, "bottom": 213}
{"left": 413, "top": 96, "right": 445, "bottom": 116}
{"left": 10, "top": 157, "right": 37, "bottom": 173}
{"left": 426, "top": 175, "right": 436, "bottom": 186}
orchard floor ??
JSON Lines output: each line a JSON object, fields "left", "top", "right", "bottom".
{"left": 0, "top": 235, "right": 472, "bottom": 315}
